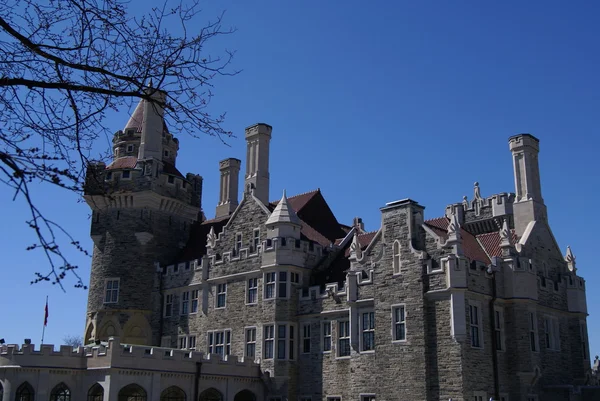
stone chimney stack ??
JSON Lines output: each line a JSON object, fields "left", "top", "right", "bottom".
{"left": 138, "top": 87, "right": 166, "bottom": 161}
{"left": 244, "top": 123, "right": 272, "bottom": 205}
{"left": 509, "top": 134, "right": 547, "bottom": 236}
{"left": 215, "top": 158, "right": 241, "bottom": 218}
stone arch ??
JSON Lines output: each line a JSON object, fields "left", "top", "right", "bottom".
{"left": 160, "top": 386, "right": 186, "bottom": 401}
{"left": 198, "top": 388, "right": 223, "bottom": 401}
{"left": 50, "top": 382, "right": 71, "bottom": 401}
{"left": 234, "top": 390, "right": 256, "bottom": 401}
{"left": 118, "top": 383, "right": 147, "bottom": 401}
{"left": 122, "top": 313, "right": 152, "bottom": 345}
{"left": 15, "top": 381, "right": 34, "bottom": 401}
{"left": 84, "top": 322, "right": 95, "bottom": 344}
{"left": 97, "top": 314, "right": 122, "bottom": 341}
{"left": 88, "top": 383, "right": 104, "bottom": 401}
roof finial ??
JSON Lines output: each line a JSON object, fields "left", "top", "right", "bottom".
{"left": 565, "top": 245, "right": 576, "bottom": 272}
{"left": 349, "top": 231, "right": 363, "bottom": 261}
{"left": 500, "top": 218, "right": 512, "bottom": 248}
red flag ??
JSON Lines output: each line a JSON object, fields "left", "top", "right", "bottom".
{"left": 44, "top": 298, "right": 49, "bottom": 326}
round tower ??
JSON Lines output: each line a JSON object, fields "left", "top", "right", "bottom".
{"left": 83, "top": 89, "right": 202, "bottom": 346}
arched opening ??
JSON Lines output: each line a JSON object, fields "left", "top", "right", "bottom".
{"left": 198, "top": 388, "right": 223, "bottom": 401}
{"left": 392, "top": 240, "right": 401, "bottom": 274}
{"left": 50, "top": 382, "right": 71, "bottom": 401}
{"left": 84, "top": 323, "right": 95, "bottom": 345}
{"left": 15, "top": 382, "right": 34, "bottom": 401}
{"left": 160, "top": 386, "right": 186, "bottom": 401}
{"left": 118, "top": 384, "right": 147, "bottom": 401}
{"left": 234, "top": 390, "right": 256, "bottom": 401}
{"left": 88, "top": 383, "right": 104, "bottom": 401}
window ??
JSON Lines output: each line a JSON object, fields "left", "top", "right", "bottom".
{"left": 164, "top": 150, "right": 170, "bottom": 157}
{"left": 235, "top": 233, "right": 242, "bottom": 254}
{"left": 392, "top": 240, "right": 401, "bottom": 274}
{"left": 105, "top": 171, "right": 113, "bottom": 181}
{"left": 302, "top": 323, "right": 311, "bottom": 353}
{"left": 499, "top": 394, "right": 509, "bottom": 401}
{"left": 188, "top": 335, "right": 196, "bottom": 350}
{"left": 87, "top": 383, "right": 104, "bottom": 401}
{"left": 392, "top": 305, "right": 406, "bottom": 342}
{"left": 291, "top": 272, "right": 300, "bottom": 284}
{"left": 473, "top": 393, "right": 486, "bottom": 401}
{"left": 323, "top": 321, "right": 332, "bottom": 352}
{"left": 168, "top": 175, "right": 175, "bottom": 184}
{"left": 529, "top": 311, "right": 539, "bottom": 352}
{"left": 361, "top": 395, "right": 376, "bottom": 401}
{"left": 122, "top": 170, "right": 131, "bottom": 179}
{"left": 253, "top": 229, "right": 260, "bottom": 251}
{"left": 494, "top": 307, "right": 505, "bottom": 351}
{"left": 104, "top": 279, "right": 119, "bottom": 303}
{"left": 216, "top": 283, "right": 227, "bottom": 308}
{"left": 338, "top": 320, "right": 351, "bottom": 357}
{"left": 264, "top": 272, "right": 276, "bottom": 299}
{"left": 326, "top": 397, "right": 341, "bottom": 401}
{"left": 277, "top": 325, "right": 287, "bottom": 359}
{"left": 191, "top": 290, "right": 199, "bottom": 313}
{"left": 279, "top": 272, "right": 288, "bottom": 298}
{"left": 126, "top": 144, "right": 134, "bottom": 153}
{"left": 469, "top": 303, "right": 482, "bottom": 348}
{"left": 581, "top": 322, "right": 588, "bottom": 359}
{"left": 161, "top": 386, "right": 186, "bottom": 401}
{"left": 264, "top": 325, "right": 275, "bottom": 359}
{"left": 544, "top": 316, "right": 560, "bottom": 350}
{"left": 207, "top": 330, "right": 231, "bottom": 356}
{"left": 164, "top": 294, "right": 174, "bottom": 317}
{"left": 180, "top": 291, "right": 189, "bottom": 315}
{"left": 16, "top": 382, "right": 34, "bottom": 401}
{"left": 50, "top": 382, "right": 71, "bottom": 401}
{"left": 245, "top": 327, "right": 256, "bottom": 358}
{"left": 118, "top": 384, "right": 147, "bottom": 401}
{"left": 179, "top": 336, "right": 187, "bottom": 349}
{"left": 361, "top": 311, "right": 375, "bottom": 351}
{"left": 247, "top": 278, "right": 258, "bottom": 304}
{"left": 289, "top": 324, "right": 295, "bottom": 360}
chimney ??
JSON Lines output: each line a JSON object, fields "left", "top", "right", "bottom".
{"left": 138, "top": 87, "right": 166, "bottom": 161}
{"left": 509, "top": 134, "right": 547, "bottom": 235}
{"left": 244, "top": 123, "right": 272, "bottom": 205}
{"left": 215, "top": 158, "right": 241, "bottom": 218}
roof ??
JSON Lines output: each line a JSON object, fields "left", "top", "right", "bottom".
{"left": 105, "top": 156, "right": 184, "bottom": 178}
{"left": 265, "top": 191, "right": 301, "bottom": 226}
{"left": 269, "top": 189, "right": 320, "bottom": 212}
{"left": 424, "top": 216, "right": 491, "bottom": 264}
{"left": 124, "top": 98, "right": 169, "bottom": 135}
{"left": 476, "top": 230, "right": 518, "bottom": 259}
{"left": 343, "top": 231, "right": 378, "bottom": 257}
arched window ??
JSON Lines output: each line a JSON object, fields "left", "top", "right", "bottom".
{"left": 50, "top": 382, "right": 71, "bottom": 401}
{"left": 392, "top": 240, "right": 401, "bottom": 274}
{"left": 118, "top": 384, "right": 147, "bottom": 401}
{"left": 160, "top": 386, "right": 186, "bottom": 401}
{"left": 88, "top": 383, "right": 104, "bottom": 401}
{"left": 234, "top": 390, "right": 257, "bottom": 401}
{"left": 15, "top": 382, "right": 34, "bottom": 401}
{"left": 199, "top": 388, "right": 223, "bottom": 401}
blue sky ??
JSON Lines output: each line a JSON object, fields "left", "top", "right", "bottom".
{"left": 1, "top": 0, "right": 599, "bottom": 360}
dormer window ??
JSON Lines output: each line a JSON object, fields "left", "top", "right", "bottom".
{"left": 126, "top": 144, "right": 134, "bottom": 153}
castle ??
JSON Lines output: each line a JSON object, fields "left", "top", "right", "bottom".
{"left": 0, "top": 88, "right": 596, "bottom": 401}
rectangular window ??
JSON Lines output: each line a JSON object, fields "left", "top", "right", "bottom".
{"left": 188, "top": 335, "right": 196, "bottom": 350}
{"left": 302, "top": 324, "right": 311, "bottom": 353}
{"left": 181, "top": 291, "right": 189, "bottom": 315}
{"left": 191, "top": 290, "right": 199, "bottom": 313}
{"left": 235, "top": 233, "right": 242, "bottom": 254}
{"left": 291, "top": 272, "right": 300, "bottom": 284}
{"left": 529, "top": 311, "right": 539, "bottom": 352}
{"left": 216, "top": 283, "right": 227, "bottom": 308}
{"left": 289, "top": 324, "right": 295, "bottom": 360}
{"left": 245, "top": 327, "right": 256, "bottom": 358}
{"left": 278, "top": 272, "right": 288, "bottom": 298}
{"left": 265, "top": 272, "right": 276, "bottom": 299}
{"left": 207, "top": 330, "right": 231, "bottom": 356}
{"left": 544, "top": 316, "right": 560, "bottom": 351}
{"left": 361, "top": 312, "right": 375, "bottom": 351}
{"left": 469, "top": 303, "right": 482, "bottom": 348}
{"left": 494, "top": 308, "right": 505, "bottom": 351}
{"left": 392, "top": 305, "right": 406, "bottom": 342}
{"left": 164, "top": 294, "right": 173, "bottom": 317}
{"left": 179, "top": 336, "right": 187, "bottom": 349}
{"left": 264, "top": 325, "right": 274, "bottom": 359}
{"left": 167, "top": 175, "right": 175, "bottom": 184}
{"left": 247, "top": 278, "right": 258, "bottom": 304}
{"left": 361, "top": 395, "right": 376, "bottom": 401}
{"left": 277, "top": 324, "right": 287, "bottom": 359}
{"left": 104, "top": 279, "right": 119, "bottom": 304}
{"left": 326, "top": 397, "right": 341, "bottom": 401}
{"left": 338, "top": 320, "right": 351, "bottom": 357}
{"left": 253, "top": 229, "right": 260, "bottom": 251}
{"left": 323, "top": 322, "right": 332, "bottom": 352}
{"left": 126, "top": 144, "right": 134, "bottom": 152}
{"left": 121, "top": 170, "right": 131, "bottom": 179}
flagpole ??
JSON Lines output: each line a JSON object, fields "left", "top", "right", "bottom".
{"left": 41, "top": 296, "right": 48, "bottom": 344}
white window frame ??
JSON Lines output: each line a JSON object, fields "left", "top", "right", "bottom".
{"left": 263, "top": 270, "right": 290, "bottom": 300}
{"left": 326, "top": 397, "right": 342, "bottom": 401}
{"left": 216, "top": 282, "right": 227, "bottom": 309}
{"left": 103, "top": 278, "right": 120, "bottom": 304}
{"left": 337, "top": 319, "right": 351, "bottom": 358}
{"left": 190, "top": 289, "right": 199, "bottom": 314}
{"left": 246, "top": 277, "right": 258, "bottom": 305}
{"left": 322, "top": 321, "right": 332, "bottom": 353}
{"left": 278, "top": 271, "right": 288, "bottom": 298}
{"left": 164, "top": 293, "right": 174, "bottom": 317}
{"left": 178, "top": 336, "right": 187, "bottom": 349}
{"left": 544, "top": 315, "right": 560, "bottom": 351}
{"left": 264, "top": 272, "right": 276, "bottom": 299}
{"left": 469, "top": 301, "right": 483, "bottom": 349}
{"left": 529, "top": 310, "right": 539, "bottom": 352}
{"left": 274, "top": 323, "right": 296, "bottom": 360}
{"left": 360, "top": 310, "right": 375, "bottom": 352}
{"left": 126, "top": 144, "right": 134, "bottom": 153}
{"left": 473, "top": 392, "right": 487, "bottom": 401}
{"left": 180, "top": 291, "right": 190, "bottom": 315}
{"left": 360, "top": 395, "right": 376, "bottom": 401}
{"left": 245, "top": 326, "right": 256, "bottom": 359}
{"left": 392, "top": 240, "right": 401, "bottom": 274}
{"left": 391, "top": 304, "right": 407, "bottom": 343}
{"left": 302, "top": 323, "right": 311, "bottom": 354}
{"left": 494, "top": 306, "right": 506, "bottom": 352}
{"left": 207, "top": 329, "right": 231, "bottom": 356}
{"left": 264, "top": 324, "right": 275, "bottom": 359}
{"left": 252, "top": 228, "right": 260, "bottom": 252}
{"left": 235, "top": 232, "right": 243, "bottom": 255}
{"left": 188, "top": 334, "right": 196, "bottom": 350}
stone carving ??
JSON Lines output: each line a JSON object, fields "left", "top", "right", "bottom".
{"left": 207, "top": 226, "right": 217, "bottom": 249}
{"left": 473, "top": 182, "right": 482, "bottom": 201}
{"left": 462, "top": 195, "right": 468, "bottom": 210}
{"left": 500, "top": 219, "right": 512, "bottom": 247}
{"left": 349, "top": 231, "right": 362, "bottom": 261}
{"left": 447, "top": 212, "right": 460, "bottom": 239}
{"left": 565, "top": 246, "right": 576, "bottom": 272}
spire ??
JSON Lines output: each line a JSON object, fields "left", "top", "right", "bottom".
{"left": 266, "top": 190, "right": 301, "bottom": 226}
{"left": 499, "top": 218, "right": 512, "bottom": 248}
{"left": 349, "top": 231, "right": 363, "bottom": 261}
{"left": 447, "top": 212, "right": 461, "bottom": 242}
{"left": 565, "top": 245, "right": 576, "bottom": 272}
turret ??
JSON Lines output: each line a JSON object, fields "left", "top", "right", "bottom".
{"left": 244, "top": 123, "right": 272, "bottom": 205}
{"left": 265, "top": 190, "right": 301, "bottom": 239}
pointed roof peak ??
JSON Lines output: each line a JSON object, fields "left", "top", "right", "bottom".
{"left": 266, "top": 189, "right": 301, "bottom": 226}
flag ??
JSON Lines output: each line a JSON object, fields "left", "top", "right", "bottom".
{"left": 44, "top": 297, "right": 49, "bottom": 326}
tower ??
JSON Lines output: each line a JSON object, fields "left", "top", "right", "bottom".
{"left": 215, "top": 158, "right": 241, "bottom": 218}
{"left": 244, "top": 123, "right": 272, "bottom": 205}
{"left": 83, "top": 89, "right": 202, "bottom": 346}
{"left": 509, "top": 133, "right": 547, "bottom": 236}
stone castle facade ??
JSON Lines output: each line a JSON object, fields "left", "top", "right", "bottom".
{"left": 0, "top": 89, "right": 596, "bottom": 401}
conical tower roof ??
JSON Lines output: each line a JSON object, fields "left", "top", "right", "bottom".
{"left": 266, "top": 190, "right": 301, "bottom": 226}
{"left": 123, "top": 98, "right": 169, "bottom": 135}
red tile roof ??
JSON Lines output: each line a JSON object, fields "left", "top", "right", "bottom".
{"left": 424, "top": 217, "right": 491, "bottom": 264}
{"left": 270, "top": 189, "right": 320, "bottom": 211}
{"left": 106, "top": 156, "right": 137, "bottom": 170}
{"left": 476, "top": 230, "right": 518, "bottom": 259}
{"left": 343, "top": 231, "right": 378, "bottom": 257}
